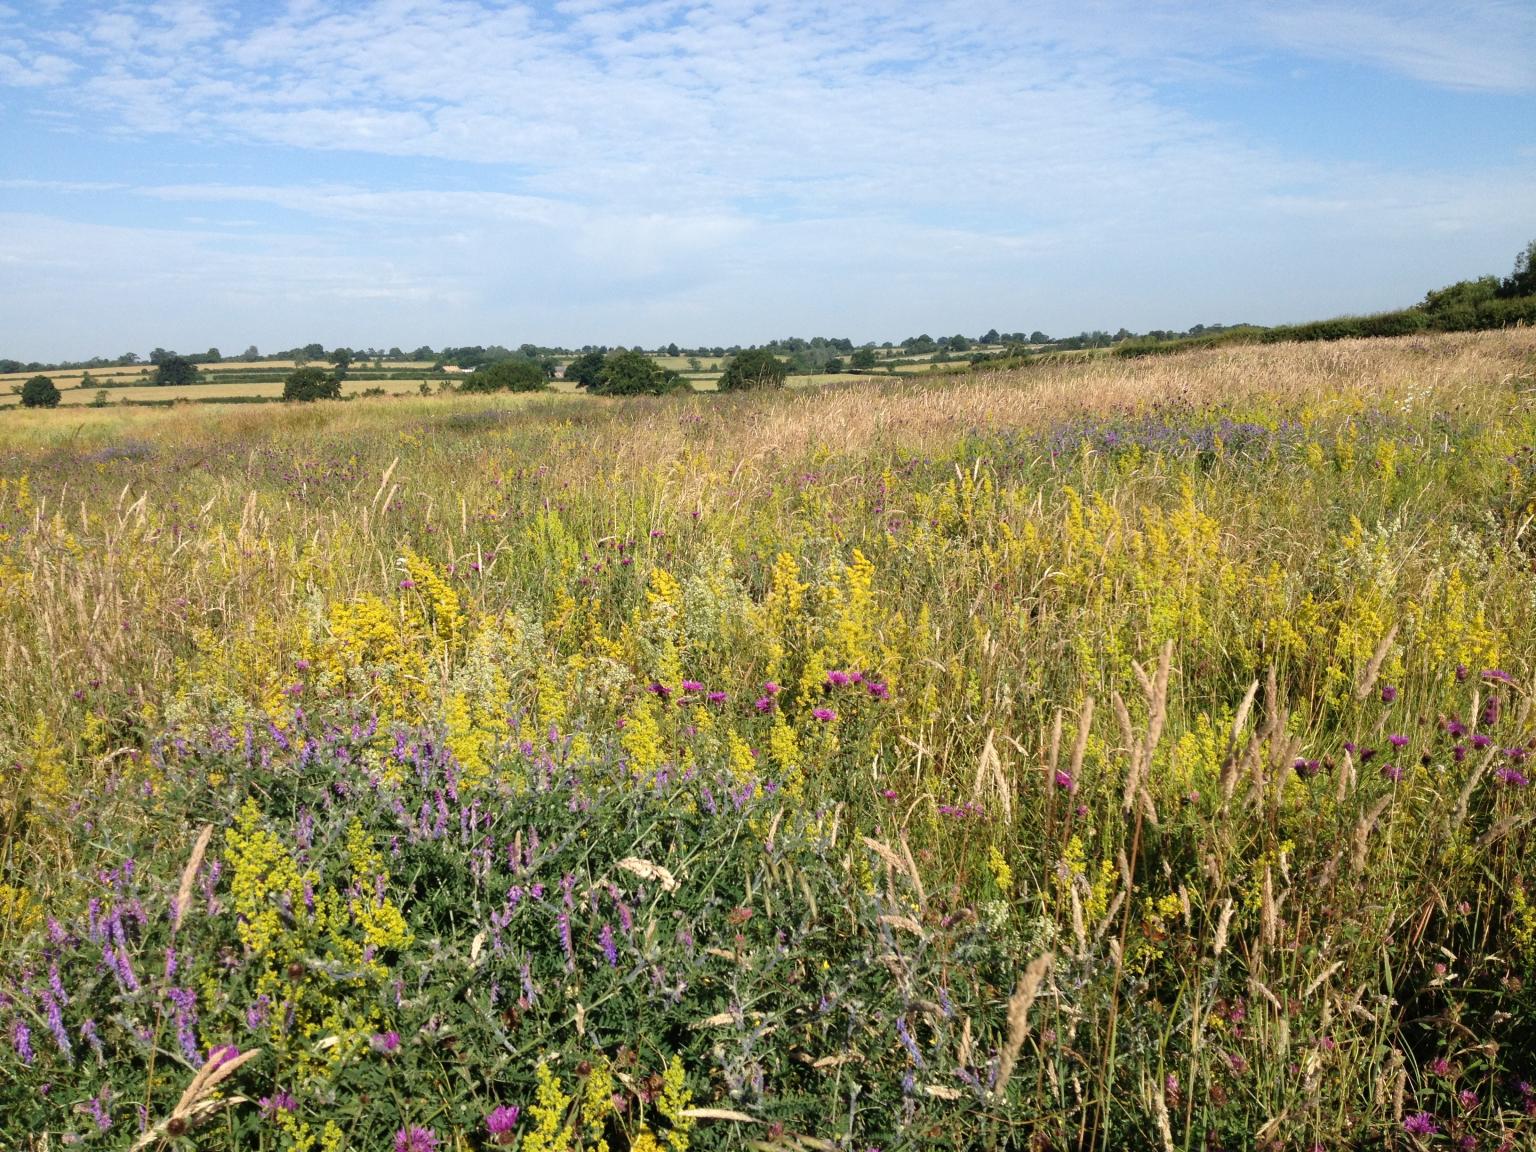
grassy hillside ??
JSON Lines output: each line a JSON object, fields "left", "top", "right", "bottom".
{"left": 1, "top": 331, "right": 1535, "bottom": 1149}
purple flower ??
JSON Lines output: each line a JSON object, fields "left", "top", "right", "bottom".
{"left": 1402, "top": 1112, "right": 1438, "bottom": 1137}
{"left": 1382, "top": 763, "right": 1403, "bottom": 783}
{"left": 826, "top": 670, "right": 852, "bottom": 688}
{"left": 12, "top": 1019, "right": 33, "bottom": 1064}
{"left": 1472, "top": 733, "right": 1493, "bottom": 750}
{"left": 1428, "top": 1057, "right": 1452, "bottom": 1077}
{"left": 260, "top": 1091, "right": 298, "bottom": 1118}
{"left": 1456, "top": 664, "right": 1469, "bottom": 682}
{"left": 370, "top": 1031, "right": 401, "bottom": 1054}
{"left": 1389, "top": 734, "right": 1409, "bottom": 748}
{"left": 1495, "top": 767, "right": 1529, "bottom": 787}
{"left": 706, "top": 691, "right": 728, "bottom": 705}
{"left": 762, "top": 681, "right": 780, "bottom": 695}
{"left": 866, "top": 681, "right": 890, "bottom": 700}
{"left": 599, "top": 922, "right": 618, "bottom": 967}
{"left": 1381, "top": 684, "right": 1398, "bottom": 704}
{"left": 1458, "top": 1089, "right": 1479, "bottom": 1109}
{"left": 812, "top": 707, "right": 837, "bottom": 722}
{"left": 486, "top": 1105, "right": 521, "bottom": 1137}
{"left": 1482, "top": 668, "right": 1514, "bottom": 684}
{"left": 88, "top": 1084, "right": 112, "bottom": 1131}
{"left": 681, "top": 680, "right": 704, "bottom": 693}
{"left": 395, "top": 1127, "right": 439, "bottom": 1152}
{"left": 754, "top": 696, "right": 775, "bottom": 713}
{"left": 1054, "top": 770, "right": 1075, "bottom": 793}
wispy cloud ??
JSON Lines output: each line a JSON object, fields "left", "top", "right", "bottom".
{"left": 0, "top": 1, "right": 1531, "bottom": 358}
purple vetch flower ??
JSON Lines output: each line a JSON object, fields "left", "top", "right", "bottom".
{"left": 394, "top": 1126, "right": 439, "bottom": 1152}
{"left": 12, "top": 1018, "right": 33, "bottom": 1064}
{"left": 1402, "top": 1112, "right": 1438, "bottom": 1137}
{"left": 43, "top": 993, "right": 71, "bottom": 1060}
{"left": 166, "top": 988, "right": 200, "bottom": 1064}
{"left": 558, "top": 911, "right": 574, "bottom": 970}
{"left": 599, "top": 922, "right": 618, "bottom": 967}
{"left": 88, "top": 1084, "right": 112, "bottom": 1131}
{"left": 895, "top": 1015, "right": 924, "bottom": 1067}
{"left": 80, "top": 1019, "right": 103, "bottom": 1061}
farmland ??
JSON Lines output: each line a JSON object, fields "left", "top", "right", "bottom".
{"left": 2, "top": 330, "right": 1536, "bottom": 1149}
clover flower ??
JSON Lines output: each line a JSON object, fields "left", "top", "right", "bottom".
{"left": 395, "top": 1126, "right": 439, "bottom": 1152}
{"left": 1402, "top": 1112, "right": 1438, "bottom": 1137}
{"left": 486, "top": 1105, "right": 521, "bottom": 1140}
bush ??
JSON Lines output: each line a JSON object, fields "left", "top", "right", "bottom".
{"left": 592, "top": 350, "right": 688, "bottom": 396}
{"left": 282, "top": 367, "right": 342, "bottom": 402}
{"left": 565, "top": 351, "right": 607, "bottom": 390}
{"left": 717, "top": 348, "right": 787, "bottom": 392}
{"left": 153, "top": 356, "right": 199, "bottom": 387}
{"left": 20, "top": 375, "right": 60, "bottom": 408}
{"left": 460, "top": 359, "right": 548, "bottom": 394}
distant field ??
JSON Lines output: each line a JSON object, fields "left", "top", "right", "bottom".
{"left": 0, "top": 377, "right": 437, "bottom": 408}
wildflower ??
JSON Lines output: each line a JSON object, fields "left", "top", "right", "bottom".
{"left": 1483, "top": 697, "right": 1502, "bottom": 726}
{"left": 1472, "top": 733, "right": 1493, "bottom": 750}
{"left": 762, "top": 681, "right": 781, "bottom": 695}
{"left": 1383, "top": 763, "right": 1403, "bottom": 782}
{"left": 260, "top": 1091, "right": 298, "bottom": 1118}
{"left": 1495, "top": 767, "right": 1529, "bottom": 787}
{"left": 1054, "top": 770, "right": 1075, "bottom": 792}
{"left": 1456, "top": 664, "right": 1469, "bottom": 682}
{"left": 826, "top": 670, "right": 852, "bottom": 688}
{"left": 681, "top": 680, "right": 704, "bottom": 693}
{"left": 1429, "top": 1057, "right": 1452, "bottom": 1077}
{"left": 706, "top": 691, "right": 728, "bottom": 705}
{"left": 12, "top": 1019, "right": 33, "bottom": 1064}
{"left": 486, "top": 1105, "right": 521, "bottom": 1143}
{"left": 599, "top": 922, "right": 618, "bottom": 967}
{"left": 1381, "top": 684, "right": 1398, "bottom": 704}
{"left": 1446, "top": 718, "right": 1467, "bottom": 737}
{"left": 370, "top": 1031, "right": 401, "bottom": 1054}
{"left": 1389, "top": 734, "right": 1409, "bottom": 748}
{"left": 1402, "top": 1112, "right": 1438, "bottom": 1137}
{"left": 895, "top": 1016, "right": 924, "bottom": 1066}
{"left": 87, "top": 1084, "right": 112, "bottom": 1131}
{"left": 880, "top": 788, "right": 898, "bottom": 801}
{"left": 1454, "top": 744, "right": 1467, "bottom": 763}
{"left": 812, "top": 707, "right": 836, "bottom": 722}
{"left": 398, "top": 579, "right": 416, "bottom": 590}
{"left": 1483, "top": 668, "right": 1514, "bottom": 684}
{"left": 754, "top": 696, "right": 775, "bottom": 713}
{"left": 1458, "top": 1090, "right": 1479, "bottom": 1109}
{"left": 395, "top": 1127, "right": 439, "bottom": 1152}
{"left": 866, "top": 681, "right": 890, "bottom": 700}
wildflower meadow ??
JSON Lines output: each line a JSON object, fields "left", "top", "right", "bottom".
{"left": 4, "top": 330, "right": 1536, "bottom": 1150}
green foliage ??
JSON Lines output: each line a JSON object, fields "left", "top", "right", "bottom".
{"left": 850, "top": 348, "right": 878, "bottom": 370}
{"left": 153, "top": 356, "right": 199, "bottom": 387}
{"left": 716, "top": 348, "right": 787, "bottom": 392}
{"left": 1501, "top": 238, "right": 1536, "bottom": 299}
{"left": 565, "top": 351, "right": 607, "bottom": 390}
{"left": 593, "top": 350, "right": 687, "bottom": 396}
{"left": 19, "top": 374, "right": 60, "bottom": 408}
{"left": 460, "top": 358, "right": 549, "bottom": 394}
{"left": 282, "top": 366, "right": 342, "bottom": 402}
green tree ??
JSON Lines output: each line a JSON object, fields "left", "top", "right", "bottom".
{"left": 282, "top": 366, "right": 341, "bottom": 402}
{"left": 850, "top": 348, "right": 878, "bottom": 370}
{"left": 594, "top": 350, "right": 686, "bottom": 396}
{"left": 20, "top": 375, "right": 61, "bottom": 408}
{"left": 717, "top": 348, "right": 788, "bottom": 392}
{"left": 154, "top": 356, "right": 199, "bottom": 386}
{"left": 565, "top": 351, "right": 607, "bottom": 389}
{"left": 461, "top": 358, "right": 548, "bottom": 393}
{"left": 1501, "top": 238, "right": 1536, "bottom": 299}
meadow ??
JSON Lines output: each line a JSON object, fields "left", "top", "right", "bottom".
{"left": 2, "top": 330, "right": 1536, "bottom": 1150}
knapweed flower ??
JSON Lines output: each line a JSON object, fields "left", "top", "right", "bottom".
{"left": 866, "top": 681, "right": 889, "bottom": 700}
{"left": 1054, "top": 770, "right": 1075, "bottom": 792}
{"left": 706, "top": 691, "right": 728, "bottom": 705}
{"left": 1389, "top": 734, "right": 1409, "bottom": 748}
{"left": 1381, "top": 684, "right": 1398, "bottom": 704}
{"left": 681, "top": 680, "right": 704, "bottom": 693}
{"left": 395, "top": 1126, "right": 439, "bottom": 1152}
{"left": 1402, "top": 1112, "right": 1438, "bottom": 1137}
{"left": 826, "top": 670, "right": 853, "bottom": 688}
{"left": 761, "top": 681, "right": 781, "bottom": 695}
{"left": 1382, "top": 763, "right": 1403, "bottom": 782}
{"left": 812, "top": 707, "right": 836, "bottom": 722}
{"left": 486, "top": 1105, "right": 521, "bottom": 1141}
{"left": 754, "top": 696, "right": 775, "bottom": 713}
{"left": 1495, "top": 766, "right": 1529, "bottom": 787}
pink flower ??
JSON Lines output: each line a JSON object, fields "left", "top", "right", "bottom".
{"left": 754, "top": 696, "right": 774, "bottom": 713}
{"left": 486, "top": 1106, "right": 521, "bottom": 1138}
{"left": 761, "top": 681, "right": 781, "bottom": 695}
{"left": 395, "top": 1127, "right": 439, "bottom": 1152}
{"left": 826, "top": 670, "right": 852, "bottom": 688}
{"left": 1402, "top": 1112, "right": 1438, "bottom": 1137}
{"left": 681, "top": 680, "right": 704, "bottom": 693}
{"left": 866, "top": 681, "right": 890, "bottom": 700}
{"left": 812, "top": 707, "right": 836, "bottom": 722}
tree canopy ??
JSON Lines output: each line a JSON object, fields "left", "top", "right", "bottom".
{"left": 460, "top": 358, "right": 548, "bottom": 393}
{"left": 153, "top": 356, "right": 199, "bottom": 387}
{"left": 591, "top": 350, "right": 687, "bottom": 396}
{"left": 282, "top": 366, "right": 342, "bottom": 402}
{"left": 717, "top": 348, "right": 788, "bottom": 392}
{"left": 20, "top": 375, "right": 60, "bottom": 408}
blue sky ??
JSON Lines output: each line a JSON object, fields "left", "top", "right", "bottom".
{"left": 1, "top": 0, "right": 1533, "bottom": 361}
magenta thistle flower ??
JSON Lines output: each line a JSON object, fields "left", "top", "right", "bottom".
{"left": 706, "top": 691, "right": 728, "bottom": 705}
{"left": 866, "top": 681, "right": 889, "bottom": 700}
{"left": 811, "top": 707, "right": 836, "bottom": 722}
{"left": 1382, "top": 763, "right": 1403, "bottom": 782}
{"left": 754, "top": 696, "right": 774, "bottom": 713}
{"left": 1054, "top": 770, "right": 1075, "bottom": 792}
{"left": 1388, "top": 734, "right": 1409, "bottom": 748}
{"left": 681, "top": 680, "right": 704, "bottom": 693}
{"left": 1380, "top": 684, "right": 1398, "bottom": 704}
{"left": 762, "top": 681, "right": 780, "bottom": 695}
{"left": 394, "top": 1126, "right": 439, "bottom": 1152}
{"left": 826, "top": 670, "right": 852, "bottom": 688}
